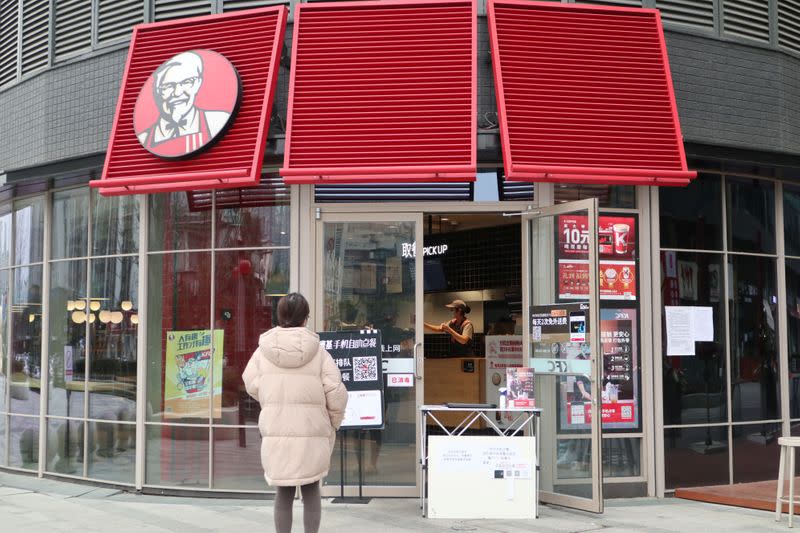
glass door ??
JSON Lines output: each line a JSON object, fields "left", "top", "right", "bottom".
{"left": 523, "top": 198, "right": 604, "bottom": 513}
{"left": 315, "top": 212, "right": 424, "bottom": 497}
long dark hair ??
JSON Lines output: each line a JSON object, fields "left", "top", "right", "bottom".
{"left": 277, "top": 292, "right": 309, "bottom": 328}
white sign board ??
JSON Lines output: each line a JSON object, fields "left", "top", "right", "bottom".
{"left": 428, "top": 436, "right": 537, "bottom": 519}
{"left": 342, "top": 390, "right": 383, "bottom": 427}
{"left": 665, "top": 306, "right": 714, "bottom": 356}
{"left": 530, "top": 358, "right": 592, "bottom": 376}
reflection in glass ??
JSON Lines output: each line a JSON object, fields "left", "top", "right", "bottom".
{"left": 659, "top": 174, "right": 722, "bottom": 250}
{"left": 52, "top": 189, "right": 89, "bottom": 260}
{"left": 146, "top": 253, "right": 212, "bottom": 422}
{"left": 0, "top": 416, "right": 5, "bottom": 466}
{"left": 88, "top": 257, "right": 138, "bottom": 420}
{"left": 145, "top": 425, "right": 209, "bottom": 487}
{"left": 149, "top": 192, "right": 211, "bottom": 252}
{"left": 555, "top": 183, "right": 635, "bottom": 208}
{"left": 726, "top": 177, "right": 775, "bottom": 254}
{"left": 0, "top": 206, "right": 11, "bottom": 267}
{"left": 215, "top": 250, "right": 285, "bottom": 426}
{"left": 46, "top": 418, "right": 83, "bottom": 475}
{"left": 732, "top": 422, "right": 781, "bottom": 484}
{"left": 661, "top": 252, "right": 726, "bottom": 425}
{"left": 787, "top": 259, "right": 800, "bottom": 418}
{"left": 10, "top": 266, "right": 43, "bottom": 415}
{"left": 664, "top": 426, "right": 729, "bottom": 489}
{"left": 729, "top": 255, "right": 780, "bottom": 422}
{"left": 92, "top": 191, "right": 139, "bottom": 256}
{"left": 48, "top": 260, "right": 87, "bottom": 418}
{"left": 322, "top": 221, "right": 417, "bottom": 487}
{"left": 603, "top": 438, "right": 641, "bottom": 477}
{"left": 14, "top": 197, "right": 44, "bottom": 265}
{"left": 9, "top": 415, "right": 39, "bottom": 470}
{"left": 214, "top": 183, "right": 290, "bottom": 248}
{"left": 784, "top": 185, "right": 800, "bottom": 257}
{"left": 213, "top": 427, "right": 268, "bottom": 490}
{"left": 88, "top": 422, "right": 135, "bottom": 484}
{"left": 0, "top": 271, "right": 7, "bottom": 413}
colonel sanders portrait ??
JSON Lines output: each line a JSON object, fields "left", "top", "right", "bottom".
{"left": 137, "top": 51, "right": 233, "bottom": 157}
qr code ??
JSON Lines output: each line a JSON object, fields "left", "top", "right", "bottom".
{"left": 353, "top": 356, "right": 378, "bottom": 382}
{"left": 621, "top": 405, "right": 633, "bottom": 420}
{"left": 532, "top": 325, "right": 542, "bottom": 341}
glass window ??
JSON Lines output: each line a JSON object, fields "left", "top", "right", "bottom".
{"left": 88, "top": 257, "right": 138, "bottom": 420}
{"left": 0, "top": 416, "right": 6, "bottom": 467}
{"left": 10, "top": 265, "right": 43, "bottom": 415}
{"left": 214, "top": 250, "right": 285, "bottom": 426}
{"left": 555, "top": 183, "right": 635, "bottom": 208}
{"left": 726, "top": 177, "right": 776, "bottom": 254}
{"left": 729, "top": 255, "right": 780, "bottom": 422}
{"left": 0, "top": 271, "right": 7, "bottom": 413}
{"left": 659, "top": 174, "right": 722, "bottom": 250}
{"left": 786, "top": 185, "right": 800, "bottom": 257}
{"left": 145, "top": 425, "right": 209, "bottom": 488}
{"left": 146, "top": 252, "right": 212, "bottom": 422}
{"left": 92, "top": 191, "right": 139, "bottom": 256}
{"left": 149, "top": 193, "right": 212, "bottom": 252}
{"left": 88, "top": 422, "right": 135, "bottom": 484}
{"left": 664, "top": 426, "right": 729, "bottom": 489}
{"left": 786, "top": 259, "right": 800, "bottom": 419}
{"left": 213, "top": 427, "right": 266, "bottom": 490}
{"left": 603, "top": 438, "right": 641, "bottom": 478}
{"left": 52, "top": 189, "right": 89, "bottom": 260}
{"left": 661, "top": 252, "right": 727, "bottom": 425}
{"left": 46, "top": 418, "right": 82, "bottom": 475}
{"left": 14, "top": 197, "right": 44, "bottom": 265}
{"left": 732, "top": 422, "right": 781, "bottom": 484}
{"left": 0, "top": 205, "right": 11, "bottom": 268}
{"left": 47, "top": 260, "right": 87, "bottom": 418}
{"left": 9, "top": 415, "right": 39, "bottom": 470}
{"left": 214, "top": 187, "right": 290, "bottom": 248}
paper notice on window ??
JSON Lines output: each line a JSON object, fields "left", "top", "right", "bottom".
{"left": 665, "top": 306, "right": 714, "bottom": 356}
{"left": 692, "top": 307, "right": 714, "bottom": 342}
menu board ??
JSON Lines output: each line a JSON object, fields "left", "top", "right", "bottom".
{"left": 319, "top": 330, "right": 385, "bottom": 430}
{"left": 557, "top": 215, "right": 637, "bottom": 301}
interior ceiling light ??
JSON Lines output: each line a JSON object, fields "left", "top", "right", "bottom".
{"left": 71, "top": 311, "right": 86, "bottom": 324}
{"left": 66, "top": 300, "right": 76, "bottom": 311}
{"left": 90, "top": 300, "right": 101, "bottom": 312}
{"left": 130, "top": 314, "right": 139, "bottom": 325}
{"left": 121, "top": 300, "right": 133, "bottom": 311}
{"left": 99, "top": 310, "right": 112, "bottom": 324}
{"left": 111, "top": 312, "right": 124, "bottom": 324}
{"left": 88, "top": 313, "right": 96, "bottom": 323}
{"left": 74, "top": 300, "right": 86, "bottom": 311}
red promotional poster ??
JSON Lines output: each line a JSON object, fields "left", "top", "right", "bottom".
{"left": 557, "top": 215, "right": 637, "bottom": 301}
{"left": 558, "top": 260, "right": 637, "bottom": 301}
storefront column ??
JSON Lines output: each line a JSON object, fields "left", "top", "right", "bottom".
{"left": 135, "top": 193, "right": 148, "bottom": 491}
{"left": 37, "top": 191, "right": 52, "bottom": 477}
{"left": 650, "top": 185, "right": 666, "bottom": 497}
{"left": 777, "top": 180, "right": 792, "bottom": 439}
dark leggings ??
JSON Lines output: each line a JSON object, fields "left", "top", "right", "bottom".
{"left": 274, "top": 482, "right": 321, "bottom": 533}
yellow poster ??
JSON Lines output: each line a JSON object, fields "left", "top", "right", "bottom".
{"left": 164, "top": 330, "right": 223, "bottom": 419}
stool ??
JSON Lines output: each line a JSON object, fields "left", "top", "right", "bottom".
{"left": 776, "top": 437, "right": 800, "bottom": 526}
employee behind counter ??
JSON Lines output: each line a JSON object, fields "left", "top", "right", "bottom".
{"left": 424, "top": 299, "right": 474, "bottom": 356}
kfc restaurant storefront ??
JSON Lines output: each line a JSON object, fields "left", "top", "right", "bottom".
{"left": 8, "top": 0, "right": 768, "bottom": 510}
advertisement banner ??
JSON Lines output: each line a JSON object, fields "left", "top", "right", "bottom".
{"left": 507, "top": 367, "right": 535, "bottom": 407}
{"left": 558, "top": 308, "right": 640, "bottom": 431}
{"left": 164, "top": 330, "right": 224, "bottom": 419}
{"left": 485, "top": 335, "right": 523, "bottom": 427}
{"left": 319, "top": 330, "right": 385, "bottom": 429}
{"left": 557, "top": 215, "right": 637, "bottom": 301}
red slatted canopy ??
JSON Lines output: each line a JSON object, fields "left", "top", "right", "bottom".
{"left": 91, "top": 7, "right": 287, "bottom": 195}
{"left": 281, "top": 0, "right": 476, "bottom": 184}
{"left": 488, "top": 0, "right": 696, "bottom": 186}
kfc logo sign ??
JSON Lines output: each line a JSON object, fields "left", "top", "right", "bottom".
{"left": 133, "top": 50, "right": 241, "bottom": 159}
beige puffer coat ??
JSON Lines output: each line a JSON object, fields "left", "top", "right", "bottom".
{"left": 242, "top": 326, "right": 348, "bottom": 487}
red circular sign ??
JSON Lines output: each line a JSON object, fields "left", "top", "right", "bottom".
{"left": 133, "top": 50, "right": 240, "bottom": 160}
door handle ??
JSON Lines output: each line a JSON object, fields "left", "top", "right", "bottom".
{"left": 414, "top": 342, "right": 423, "bottom": 380}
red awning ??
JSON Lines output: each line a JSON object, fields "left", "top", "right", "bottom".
{"left": 488, "top": 0, "right": 696, "bottom": 186}
{"left": 281, "top": 0, "right": 476, "bottom": 184}
{"left": 92, "top": 7, "right": 287, "bottom": 195}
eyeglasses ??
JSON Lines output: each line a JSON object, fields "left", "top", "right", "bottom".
{"left": 157, "top": 76, "right": 200, "bottom": 97}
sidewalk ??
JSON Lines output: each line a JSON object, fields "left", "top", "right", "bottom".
{"left": 0, "top": 471, "right": 791, "bottom": 532}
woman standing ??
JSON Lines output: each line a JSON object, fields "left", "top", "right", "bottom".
{"left": 243, "top": 293, "right": 348, "bottom": 533}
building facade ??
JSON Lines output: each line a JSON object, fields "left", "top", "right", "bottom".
{"left": 0, "top": 0, "right": 798, "bottom": 503}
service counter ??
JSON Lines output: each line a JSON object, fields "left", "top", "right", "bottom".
{"left": 423, "top": 357, "right": 485, "bottom": 427}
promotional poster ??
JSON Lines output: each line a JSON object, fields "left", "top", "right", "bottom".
{"left": 557, "top": 215, "right": 637, "bottom": 301}
{"left": 164, "top": 329, "right": 224, "bottom": 419}
{"left": 506, "top": 367, "right": 535, "bottom": 407}
{"left": 319, "top": 330, "right": 385, "bottom": 429}
{"left": 485, "top": 335, "right": 524, "bottom": 427}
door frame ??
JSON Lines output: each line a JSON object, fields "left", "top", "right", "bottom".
{"left": 314, "top": 210, "right": 424, "bottom": 498}
{"left": 521, "top": 198, "right": 604, "bottom": 513}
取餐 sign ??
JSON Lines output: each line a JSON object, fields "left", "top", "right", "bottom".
{"left": 319, "top": 330, "right": 385, "bottom": 430}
